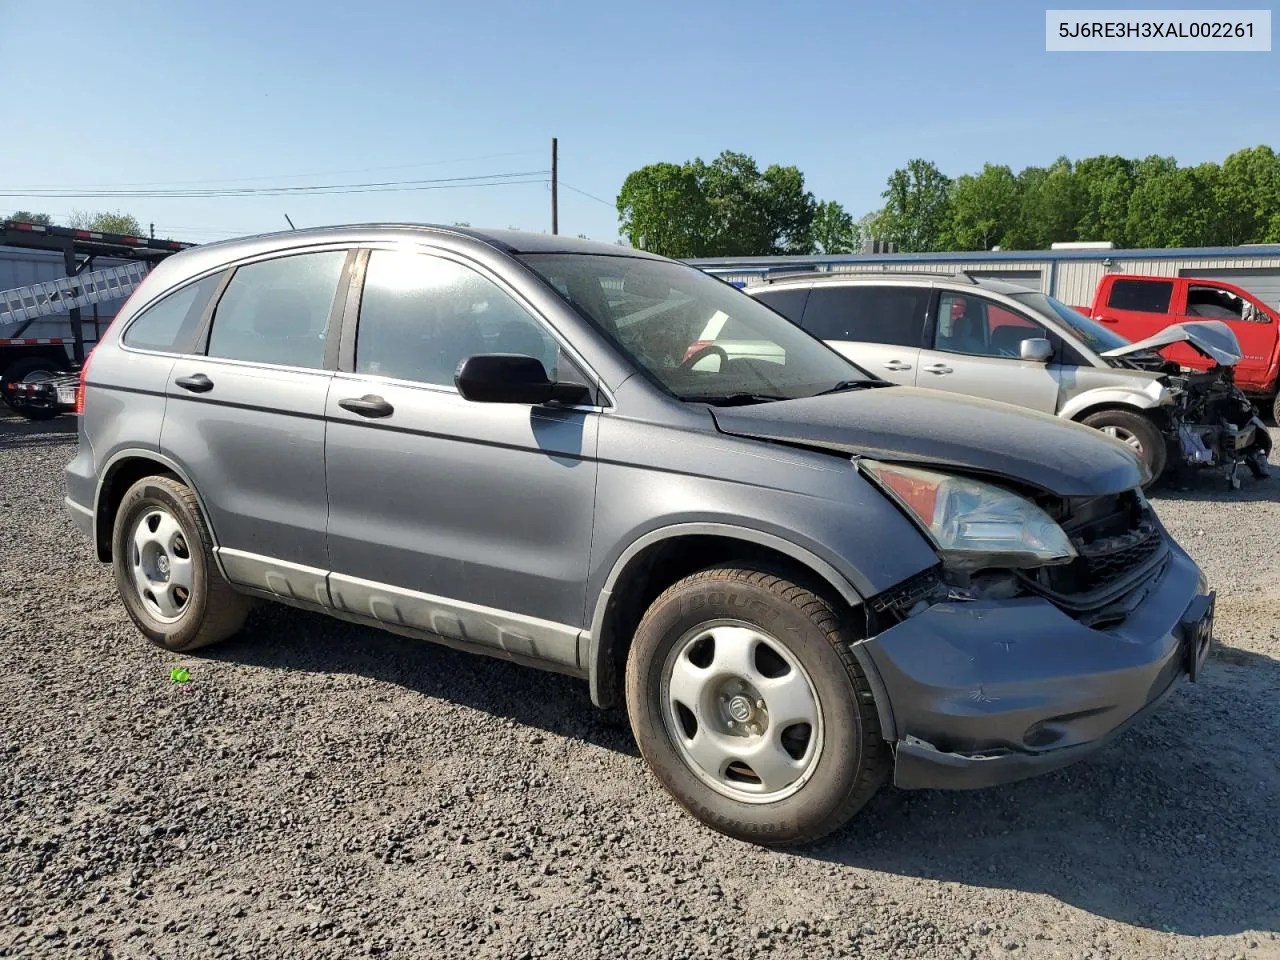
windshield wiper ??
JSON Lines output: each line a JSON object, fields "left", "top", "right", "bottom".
{"left": 686, "top": 393, "right": 788, "bottom": 406}
{"left": 812, "top": 378, "right": 894, "bottom": 396}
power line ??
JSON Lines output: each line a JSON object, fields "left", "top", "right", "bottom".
{"left": 0, "top": 170, "right": 550, "bottom": 200}
{"left": 5, "top": 149, "right": 546, "bottom": 192}
{"left": 558, "top": 181, "right": 614, "bottom": 207}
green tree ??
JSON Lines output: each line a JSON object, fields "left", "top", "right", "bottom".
{"left": 617, "top": 161, "right": 710, "bottom": 257}
{"left": 811, "top": 200, "right": 860, "bottom": 254}
{"left": 1216, "top": 145, "right": 1280, "bottom": 244}
{"left": 948, "top": 163, "right": 1020, "bottom": 250}
{"left": 617, "top": 151, "right": 816, "bottom": 257}
{"left": 1126, "top": 158, "right": 1222, "bottom": 247}
{"left": 1074, "top": 155, "right": 1136, "bottom": 245}
{"left": 4, "top": 210, "right": 54, "bottom": 225}
{"left": 1004, "top": 157, "right": 1079, "bottom": 249}
{"left": 68, "top": 209, "right": 146, "bottom": 236}
{"left": 877, "top": 159, "right": 953, "bottom": 252}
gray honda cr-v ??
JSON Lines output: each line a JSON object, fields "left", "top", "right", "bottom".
{"left": 65, "top": 225, "right": 1214, "bottom": 845}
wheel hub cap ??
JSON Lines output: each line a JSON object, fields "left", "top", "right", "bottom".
{"left": 129, "top": 507, "right": 193, "bottom": 623}
{"left": 660, "top": 620, "right": 824, "bottom": 804}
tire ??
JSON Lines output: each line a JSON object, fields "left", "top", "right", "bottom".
{"left": 111, "top": 475, "right": 250, "bottom": 652}
{"left": 1271, "top": 393, "right": 1280, "bottom": 427}
{"left": 1, "top": 356, "right": 65, "bottom": 415}
{"left": 625, "top": 565, "right": 888, "bottom": 846}
{"left": 1081, "top": 409, "right": 1167, "bottom": 485}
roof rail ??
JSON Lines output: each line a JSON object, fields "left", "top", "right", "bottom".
{"left": 757, "top": 268, "right": 983, "bottom": 285}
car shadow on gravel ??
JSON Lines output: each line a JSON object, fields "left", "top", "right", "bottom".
{"left": 806, "top": 642, "right": 1280, "bottom": 938}
{"left": 201, "top": 604, "right": 640, "bottom": 756}
{"left": 0, "top": 413, "right": 77, "bottom": 450}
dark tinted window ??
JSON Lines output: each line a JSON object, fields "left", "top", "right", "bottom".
{"left": 1107, "top": 279, "right": 1172, "bottom": 314}
{"left": 801, "top": 285, "right": 928, "bottom": 347}
{"left": 206, "top": 251, "right": 347, "bottom": 369}
{"left": 751, "top": 287, "right": 809, "bottom": 325}
{"left": 122, "top": 274, "right": 221, "bottom": 353}
{"left": 933, "top": 292, "right": 1048, "bottom": 358}
{"left": 356, "top": 251, "right": 560, "bottom": 387}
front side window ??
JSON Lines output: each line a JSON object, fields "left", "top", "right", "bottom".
{"left": 1012, "top": 292, "right": 1131, "bottom": 354}
{"left": 802, "top": 285, "right": 929, "bottom": 347}
{"left": 1185, "top": 284, "right": 1249, "bottom": 320}
{"left": 1107, "top": 279, "right": 1173, "bottom": 314}
{"left": 356, "top": 250, "right": 560, "bottom": 387}
{"left": 933, "top": 292, "right": 1048, "bottom": 359}
{"left": 122, "top": 273, "right": 222, "bottom": 353}
{"left": 205, "top": 251, "right": 347, "bottom": 369}
{"left": 518, "top": 253, "right": 867, "bottom": 403}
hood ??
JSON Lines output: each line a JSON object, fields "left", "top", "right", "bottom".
{"left": 710, "top": 386, "right": 1145, "bottom": 497}
{"left": 1100, "top": 320, "right": 1242, "bottom": 366}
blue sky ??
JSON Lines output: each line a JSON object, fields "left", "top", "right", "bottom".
{"left": 3, "top": 1, "right": 1277, "bottom": 244}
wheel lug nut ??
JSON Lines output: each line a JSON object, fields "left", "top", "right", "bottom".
{"left": 755, "top": 699, "right": 765, "bottom": 710}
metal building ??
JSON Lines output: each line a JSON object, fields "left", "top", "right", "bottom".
{"left": 688, "top": 245, "right": 1280, "bottom": 312}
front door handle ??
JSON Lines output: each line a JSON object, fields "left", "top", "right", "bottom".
{"left": 338, "top": 394, "right": 394, "bottom": 418}
{"left": 923, "top": 363, "right": 953, "bottom": 375}
{"left": 882, "top": 359, "right": 912, "bottom": 371}
{"left": 174, "top": 373, "right": 214, "bottom": 393}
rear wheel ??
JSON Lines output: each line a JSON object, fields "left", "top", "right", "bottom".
{"left": 1082, "top": 409, "right": 1167, "bottom": 484}
{"left": 111, "top": 475, "right": 250, "bottom": 652}
{"left": 625, "top": 565, "right": 888, "bottom": 846}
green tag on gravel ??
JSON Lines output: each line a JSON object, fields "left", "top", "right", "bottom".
{"left": 170, "top": 667, "right": 190, "bottom": 683}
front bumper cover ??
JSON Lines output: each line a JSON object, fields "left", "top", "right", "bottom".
{"left": 859, "top": 543, "right": 1209, "bottom": 791}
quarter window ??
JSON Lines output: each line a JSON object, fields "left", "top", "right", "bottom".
{"left": 1107, "top": 279, "right": 1173, "bottom": 314}
{"left": 121, "top": 273, "right": 222, "bottom": 353}
{"left": 205, "top": 251, "right": 347, "bottom": 369}
{"left": 800, "top": 286, "right": 928, "bottom": 347}
{"left": 356, "top": 251, "right": 560, "bottom": 387}
{"left": 933, "top": 293, "right": 1049, "bottom": 359}
{"left": 751, "top": 287, "right": 809, "bottom": 325}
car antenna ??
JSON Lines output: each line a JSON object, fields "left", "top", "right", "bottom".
{"left": 283, "top": 214, "right": 297, "bottom": 230}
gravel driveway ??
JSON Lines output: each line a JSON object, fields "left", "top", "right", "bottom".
{"left": 2, "top": 411, "right": 1278, "bottom": 960}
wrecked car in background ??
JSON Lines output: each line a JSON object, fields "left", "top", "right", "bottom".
{"left": 744, "top": 273, "right": 1271, "bottom": 488}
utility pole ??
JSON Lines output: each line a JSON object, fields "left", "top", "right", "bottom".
{"left": 551, "top": 137, "right": 559, "bottom": 235}
{"left": 149, "top": 222, "right": 155, "bottom": 239}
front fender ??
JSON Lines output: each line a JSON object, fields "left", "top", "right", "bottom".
{"left": 1059, "top": 383, "right": 1168, "bottom": 421}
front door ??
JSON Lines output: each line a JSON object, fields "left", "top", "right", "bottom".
{"left": 323, "top": 248, "right": 599, "bottom": 670}
{"left": 160, "top": 248, "right": 352, "bottom": 603}
{"left": 914, "top": 290, "right": 1061, "bottom": 414}
{"left": 1174, "top": 279, "right": 1273, "bottom": 387}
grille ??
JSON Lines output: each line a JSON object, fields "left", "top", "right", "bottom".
{"left": 1031, "top": 492, "right": 1166, "bottom": 603}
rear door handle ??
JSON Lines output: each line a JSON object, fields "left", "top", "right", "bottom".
{"left": 174, "top": 373, "right": 214, "bottom": 393}
{"left": 338, "top": 394, "right": 394, "bottom": 418}
{"left": 923, "top": 363, "right": 953, "bottom": 375}
{"left": 882, "top": 360, "right": 912, "bottom": 371}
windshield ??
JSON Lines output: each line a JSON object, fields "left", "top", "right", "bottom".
{"left": 1013, "top": 292, "right": 1131, "bottom": 354}
{"left": 517, "top": 254, "right": 870, "bottom": 402}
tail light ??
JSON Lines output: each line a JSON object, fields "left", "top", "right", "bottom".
{"left": 74, "top": 349, "right": 93, "bottom": 415}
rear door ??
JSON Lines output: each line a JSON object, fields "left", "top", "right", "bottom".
{"left": 160, "top": 247, "right": 354, "bottom": 601}
{"left": 1175, "top": 279, "right": 1273, "bottom": 385}
{"left": 322, "top": 247, "right": 599, "bottom": 670}
{"left": 914, "top": 289, "right": 1061, "bottom": 414}
{"left": 797, "top": 284, "right": 930, "bottom": 385}
{"left": 1093, "top": 277, "right": 1176, "bottom": 343}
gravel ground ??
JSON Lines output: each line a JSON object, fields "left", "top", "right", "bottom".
{"left": 1, "top": 410, "right": 1278, "bottom": 960}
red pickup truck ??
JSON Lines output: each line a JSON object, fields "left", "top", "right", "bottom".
{"left": 1078, "top": 274, "right": 1279, "bottom": 419}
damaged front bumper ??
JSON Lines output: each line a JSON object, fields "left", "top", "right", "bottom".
{"left": 858, "top": 544, "right": 1211, "bottom": 791}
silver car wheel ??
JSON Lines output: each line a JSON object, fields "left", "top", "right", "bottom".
{"left": 1100, "top": 424, "right": 1144, "bottom": 454}
{"left": 660, "top": 620, "right": 824, "bottom": 804}
{"left": 129, "top": 508, "right": 194, "bottom": 623}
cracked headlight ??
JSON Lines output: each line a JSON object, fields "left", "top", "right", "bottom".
{"left": 860, "top": 460, "right": 1077, "bottom": 571}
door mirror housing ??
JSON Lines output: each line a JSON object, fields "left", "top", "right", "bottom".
{"left": 1019, "top": 337, "right": 1054, "bottom": 363}
{"left": 455, "top": 354, "right": 591, "bottom": 405}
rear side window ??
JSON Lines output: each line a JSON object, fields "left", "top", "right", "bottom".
{"left": 752, "top": 287, "right": 809, "bottom": 325}
{"left": 205, "top": 251, "right": 348, "bottom": 369}
{"left": 1107, "top": 279, "right": 1172, "bottom": 314}
{"left": 121, "top": 274, "right": 222, "bottom": 353}
{"left": 801, "top": 285, "right": 929, "bottom": 347}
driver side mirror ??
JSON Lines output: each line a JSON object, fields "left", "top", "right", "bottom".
{"left": 1020, "top": 338, "right": 1053, "bottom": 363}
{"left": 455, "top": 354, "right": 590, "bottom": 405}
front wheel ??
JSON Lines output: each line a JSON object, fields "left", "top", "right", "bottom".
{"left": 625, "top": 565, "right": 888, "bottom": 846}
{"left": 1081, "top": 409, "right": 1167, "bottom": 485}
